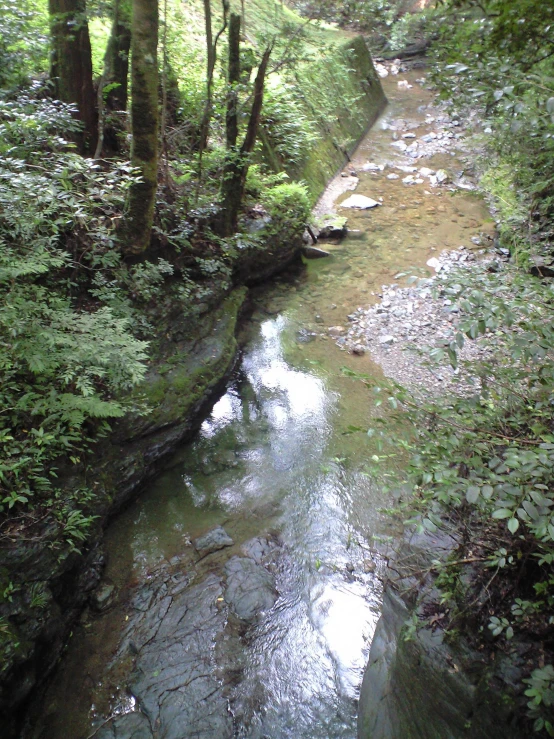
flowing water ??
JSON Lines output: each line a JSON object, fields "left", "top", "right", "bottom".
{"left": 31, "top": 71, "right": 492, "bottom": 739}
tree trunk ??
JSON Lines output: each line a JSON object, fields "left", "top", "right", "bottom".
{"left": 48, "top": 0, "right": 97, "bottom": 154}
{"left": 95, "top": 0, "right": 131, "bottom": 157}
{"left": 220, "top": 35, "right": 272, "bottom": 237}
{"left": 104, "top": 0, "right": 132, "bottom": 111}
{"left": 196, "top": 0, "right": 229, "bottom": 200}
{"left": 225, "top": 12, "right": 241, "bottom": 150}
{"left": 125, "top": 0, "right": 159, "bottom": 254}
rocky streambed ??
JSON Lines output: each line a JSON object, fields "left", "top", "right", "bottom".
{"left": 26, "top": 63, "right": 502, "bottom": 739}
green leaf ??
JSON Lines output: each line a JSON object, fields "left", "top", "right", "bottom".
{"left": 492, "top": 508, "right": 512, "bottom": 519}
{"left": 507, "top": 517, "right": 520, "bottom": 534}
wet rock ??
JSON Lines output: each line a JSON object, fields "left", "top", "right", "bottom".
{"left": 125, "top": 574, "right": 233, "bottom": 739}
{"left": 95, "top": 711, "right": 153, "bottom": 739}
{"left": 339, "top": 195, "right": 381, "bottom": 210}
{"left": 90, "top": 583, "right": 115, "bottom": 612}
{"left": 241, "top": 536, "right": 278, "bottom": 564}
{"left": 302, "top": 246, "right": 331, "bottom": 259}
{"left": 317, "top": 216, "right": 347, "bottom": 240}
{"left": 224, "top": 556, "right": 278, "bottom": 622}
{"left": 296, "top": 329, "right": 317, "bottom": 344}
{"left": 194, "top": 526, "right": 234, "bottom": 556}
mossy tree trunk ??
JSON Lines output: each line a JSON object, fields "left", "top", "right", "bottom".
{"left": 125, "top": 0, "right": 159, "bottom": 254}
{"left": 95, "top": 0, "right": 131, "bottom": 157}
{"left": 219, "top": 14, "right": 272, "bottom": 237}
{"left": 48, "top": 0, "right": 97, "bottom": 154}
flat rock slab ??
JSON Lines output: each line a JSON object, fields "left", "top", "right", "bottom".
{"left": 339, "top": 195, "right": 381, "bottom": 209}
{"left": 193, "top": 525, "right": 234, "bottom": 556}
{"left": 96, "top": 711, "right": 153, "bottom": 739}
{"left": 224, "top": 556, "right": 277, "bottom": 622}
{"left": 124, "top": 574, "right": 233, "bottom": 739}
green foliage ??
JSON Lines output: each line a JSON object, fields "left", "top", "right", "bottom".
{"left": 0, "top": 92, "right": 148, "bottom": 523}
{"left": 429, "top": 0, "right": 554, "bottom": 262}
{"left": 263, "top": 181, "right": 311, "bottom": 232}
{"left": 352, "top": 256, "right": 554, "bottom": 733}
{"left": 524, "top": 666, "right": 554, "bottom": 736}
{"left": 0, "top": 0, "right": 49, "bottom": 89}
{"left": 261, "top": 83, "right": 319, "bottom": 166}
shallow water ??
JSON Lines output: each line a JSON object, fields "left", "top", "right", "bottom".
{"left": 31, "top": 71, "right": 492, "bottom": 739}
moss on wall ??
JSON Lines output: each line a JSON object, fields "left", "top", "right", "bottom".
{"left": 260, "top": 35, "right": 387, "bottom": 203}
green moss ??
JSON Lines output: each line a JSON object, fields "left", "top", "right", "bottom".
{"left": 260, "top": 36, "right": 387, "bottom": 203}
{"left": 138, "top": 288, "right": 246, "bottom": 426}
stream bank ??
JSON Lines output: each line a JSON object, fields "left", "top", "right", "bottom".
{"left": 22, "top": 64, "right": 502, "bottom": 739}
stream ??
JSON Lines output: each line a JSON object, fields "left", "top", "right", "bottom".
{"left": 30, "top": 69, "right": 492, "bottom": 739}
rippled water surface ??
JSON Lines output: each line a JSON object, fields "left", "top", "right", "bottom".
{"left": 31, "top": 71, "right": 492, "bottom": 739}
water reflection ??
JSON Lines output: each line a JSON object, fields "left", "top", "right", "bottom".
{"left": 97, "top": 311, "right": 382, "bottom": 739}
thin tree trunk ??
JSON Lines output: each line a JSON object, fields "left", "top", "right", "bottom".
{"left": 225, "top": 12, "right": 241, "bottom": 150}
{"left": 104, "top": 0, "right": 132, "bottom": 111}
{"left": 161, "top": 0, "right": 169, "bottom": 185}
{"left": 220, "top": 22, "right": 272, "bottom": 238}
{"left": 196, "top": 0, "right": 229, "bottom": 200}
{"left": 49, "top": 0, "right": 97, "bottom": 154}
{"left": 125, "top": 0, "right": 159, "bottom": 254}
{"left": 95, "top": 0, "right": 131, "bottom": 158}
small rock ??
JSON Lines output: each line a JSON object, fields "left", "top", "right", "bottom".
{"left": 419, "top": 167, "right": 435, "bottom": 177}
{"left": 351, "top": 344, "right": 366, "bottom": 355}
{"left": 391, "top": 140, "right": 408, "bottom": 151}
{"left": 436, "top": 169, "right": 449, "bottom": 184}
{"left": 426, "top": 257, "right": 441, "bottom": 272}
{"left": 339, "top": 194, "right": 381, "bottom": 209}
{"left": 402, "top": 133, "right": 416, "bottom": 139}
{"left": 303, "top": 245, "right": 331, "bottom": 259}
{"left": 328, "top": 326, "right": 346, "bottom": 336}
{"left": 378, "top": 335, "right": 395, "bottom": 345}
{"left": 90, "top": 583, "right": 115, "bottom": 612}
{"left": 194, "top": 526, "right": 234, "bottom": 556}
{"left": 387, "top": 173, "right": 400, "bottom": 180}
{"left": 362, "top": 162, "right": 385, "bottom": 171}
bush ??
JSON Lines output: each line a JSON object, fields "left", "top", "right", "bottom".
{"left": 263, "top": 181, "right": 311, "bottom": 233}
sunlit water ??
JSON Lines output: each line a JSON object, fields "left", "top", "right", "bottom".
{"left": 29, "top": 71, "right": 492, "bottom": 739}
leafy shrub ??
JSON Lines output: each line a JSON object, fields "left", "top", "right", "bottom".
{"left": 0, "top": 93, "right": 148, "bottom": 522}
{"left": 263, "top": 181, "right": 311, "bottom": 233}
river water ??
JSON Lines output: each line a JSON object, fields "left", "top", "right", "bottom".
{"left": 31, "top": 71, "right": 491, "bottom": 739}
